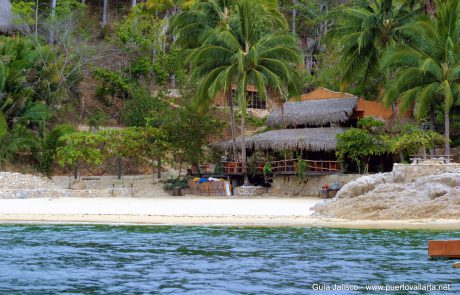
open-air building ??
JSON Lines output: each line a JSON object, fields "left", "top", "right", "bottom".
{"left": 213, "top": 88, "right": 395, "bottom": 181}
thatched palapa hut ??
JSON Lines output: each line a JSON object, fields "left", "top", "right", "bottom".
{"left": 266, "top": 98, "right": 358, "bottom": 128}
{"left": 215, "top": 128, "right": 346, "bottom": 152}
{"left": 0, "top": 0, "right": 29, "bottom": 35}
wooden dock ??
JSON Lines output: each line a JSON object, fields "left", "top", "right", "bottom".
{"left": 428, "top": 240, "right": 460, "bottom": 259}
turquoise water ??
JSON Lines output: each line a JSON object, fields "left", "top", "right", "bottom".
{"left": 0, "top": 225, "right": 458, "bottom": 294}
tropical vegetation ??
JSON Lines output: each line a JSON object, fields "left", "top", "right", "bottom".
{"left": 0, "top": 0, "right": 458, "bottom": 178}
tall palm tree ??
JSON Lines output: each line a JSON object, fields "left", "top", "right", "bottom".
{"left": 172, "top": 0, "right": 238, "bottom": 158}
{"left": 381, "top": 0, "right": 460, "bottom": 158}
{"left": 330, "top": 0, "right": 418, "bottom": 95}
{"left": 173, "top": 0, "right": 283, "bottom": 163}
{"left": 189, "top": 0, "right": 303, "bottom": 184}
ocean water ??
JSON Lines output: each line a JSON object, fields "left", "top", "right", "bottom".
{"left": 0, "top": 225, "right": 458, "bottom": 294}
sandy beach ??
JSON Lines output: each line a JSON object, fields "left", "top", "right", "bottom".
{"left": 1, "top": 197, "right": 459, "bottom": 230}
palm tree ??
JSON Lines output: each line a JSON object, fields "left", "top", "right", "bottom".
{"left": 0, "top": 124, "right": 38, "bottom": 170}
{"left": 172, "top": 0, "right": 239, "bottom": 158}
{"left": 173, "top": 0, "right": 283, "bottom": 163}
{"left": 171, "top": 0, "right": 236, "bottom": 49}
{"left": 189, "top": 0, "right": 303, "bottom": 184}
{"left": 330, "top": 0, "right": 418, "bottom": 95}
{"left": 381, "top": 0, "right": 460, "bottom": 158}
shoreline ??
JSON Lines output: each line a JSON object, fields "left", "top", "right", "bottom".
{"left": 0, "top": 197, "right": 459, "bottom": 230}
{"left": 1, "top": 215, "right": 460, "bottom": 230}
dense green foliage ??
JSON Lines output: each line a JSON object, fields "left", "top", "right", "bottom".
{"left": 336, "top": 128, "right": 388, "bottom": 173}
{"left": 381, "top": 0, "right": 460, "bottom": 156}
{"left": 337, "top": 118, "right": 445, "bottom": 173}
{"left": 1, "top": 0, "right": 459, "bottom": 177}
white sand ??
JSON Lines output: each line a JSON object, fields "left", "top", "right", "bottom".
{"left": 0, "top": 197, "right": 459, "bottom": 229}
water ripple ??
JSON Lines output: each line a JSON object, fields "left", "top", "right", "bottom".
{"left": 0, "top": 225, "right": 458, "bottom": 294}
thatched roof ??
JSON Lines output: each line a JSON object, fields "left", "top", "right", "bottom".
{"left": 266, "top": 98, "right": 358, "bottom": 128}
{"left": 215, "top": 127, "right": 347, "bottom": 152}
{"left": 0, "top": 0, "right": 29, "bottom": 35}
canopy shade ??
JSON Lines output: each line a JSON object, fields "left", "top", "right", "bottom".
{"left": 266, "top": 98, "right": 358, "bottom": 128}
{"left": 214, "top": 127, "right": 348, "bottom": 152}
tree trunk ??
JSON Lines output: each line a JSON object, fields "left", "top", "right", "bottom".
{"left": 241, "top": 111, "right": 249, "bottom": 185}
{"left": 240, "top": 74, "right": 249, "bottom": 185}
{"left": 102, "top": 0, "right": 109, "bottom": 28}
{"left": 49, "top": 0, "right": 57, "bottom": 44}
{"left": 444, "top": 107, "right": 450, "bottom": 162}
{"left": 74, "top": 163, "right": 78, "bottom": 180}
{"left": 291, "top": 0, "right": 297, "bottom": 34}
{"left": 117, "top": 157, "right": 123, "bottom": 179}
{"left": 35, "top": 0, "right": 39, "bottom": 37}
{"left": 171, "top": 74, "right": 176, "bottom": 88}
{"left": 390, "top": 102, "right": 396, "bottom": 128}
{"left": 399, "top": 151, "right": 404, "bottom": 163}
{"left": 132, "top": 0, "right": 137, "bottom": 7}
{"left": 430, "top": 104, "right": 436, "bottom": 157}
{"left": 157, "top": 158, "right": 161, "bottom": 179}
{"left": 423, "top": 0, "right": 436, "bottom": 17}
{"left": 228, "top": 90, "right": 238, "bottom": 161}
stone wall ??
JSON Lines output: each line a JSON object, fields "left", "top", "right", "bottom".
{"left": 269, "top": 173, "right": 361, "bottom": 197}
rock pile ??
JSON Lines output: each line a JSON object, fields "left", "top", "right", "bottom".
{"left": 313, "top": 167, "right": 460, "bottom": 220}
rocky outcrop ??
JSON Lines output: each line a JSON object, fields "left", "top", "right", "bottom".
{"left": 313, "top": 164, "right": 460, "bottom": 220}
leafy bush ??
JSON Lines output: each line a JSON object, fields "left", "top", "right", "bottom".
{"left": 163, "top": 177, "right": 189, "bottom": 191}
{"left": 122, "top": 90, "right": 169, "bottom": 127}
{"left": 388, "top": 125, "right": 444, "bottom": 161}
{"left": 93, "top": 68, "right": 132, "bottom": 100}
{"left": 336, "top": 128, "right": 388, "bottom": 173}
{"left": 357, "top": 117, "right": 386, "bottom": 133}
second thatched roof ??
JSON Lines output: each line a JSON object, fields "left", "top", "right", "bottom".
{"left": 266, "top": 98, "right": 358, "bottom": 128}
{"left": 214, "top": 127, "right": 347, "bottom": 152}
{"left": 0, "top": 0, "right": 29, "bottom": 35}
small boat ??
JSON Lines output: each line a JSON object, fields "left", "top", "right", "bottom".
{"left": 428, "top": 240, "right": 460, "bottom": 259}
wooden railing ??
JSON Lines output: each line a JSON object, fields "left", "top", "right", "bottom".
{"left": 222, "top": 159, "right": 341, "bottom": 175}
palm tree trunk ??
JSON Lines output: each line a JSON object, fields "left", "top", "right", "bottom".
{"left": 390, "top": 102, "right": 396, "bottom": 128}
{"left": 430, "top": 104, "right": 436, "bottom": 157}
{"left": 241, "top": 111, "right": 249, "bottom": 185}
{"left": 240, "top": 77, "right": 249, "bottom": 185}
{"left": 423, "top": 0, "right": 436, "bottom": 17}
{"left": 444, "top": 107, "right": 450, "bottom": 162}
{"left": 228, "top": 90, "right": 238, "bottom": 161}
